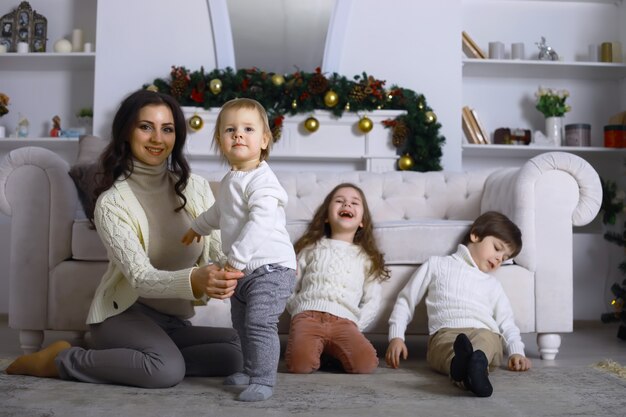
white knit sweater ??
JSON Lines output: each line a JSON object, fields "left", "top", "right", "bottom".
{"left": 286, "top": 238, "right": 382, "bottom": 331}
{"left": 191, "top": 161, "right": 296, "bottom": 273}
{"left": 388, "top": 244, "right": 525, "bottom": 357}
{"left": 87, "top": 173, "right": 224, "bottom": 324}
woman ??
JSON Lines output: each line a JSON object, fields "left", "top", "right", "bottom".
{"left": 6, "top": 89, "right": 244, "bottom": 388}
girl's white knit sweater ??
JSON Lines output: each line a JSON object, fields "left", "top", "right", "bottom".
{"left": 388, "top": 244, "right": 525, "bottom": 357}
{"left": 287, "top": 238, "right": 381, "bottom": 331}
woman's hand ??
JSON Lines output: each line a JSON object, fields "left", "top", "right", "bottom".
{"left": 191, "top": 264, "right": 244, "bottom": 299}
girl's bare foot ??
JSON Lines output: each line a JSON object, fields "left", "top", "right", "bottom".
{"left": 5, "top": 340, "right": 71, "bottom": 378}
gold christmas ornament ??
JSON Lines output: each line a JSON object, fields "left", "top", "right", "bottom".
{"left": 358, "top": 116, "right": 374, "bottom": 133}
{"left": 418, "top": 101, "right": 425, "bottom": 110}
{"left": 271, "top": 73, "right": 285, "bottom": 86}
{"left": 304, "top": 116, "right": 320, "bottom": 133}
{"left": 292, "top": 99, "right": 298, "bottom": 109}
{"left": 398, "top": 154, "right": 414, "bottom": 171}
{"left": 324, "top": 90, "right": 339, "bottom": 108}
{"left": 188, "top": 114, "right": 204, "bottom": 131}
{"left": 425, "top": 111, "right": 437, "bottom": 124}
{"left": 345, "top": 102, "right": 351, "bottom": 111}
{"left": 209, "top": 78, "right": 222, "bottom": 95}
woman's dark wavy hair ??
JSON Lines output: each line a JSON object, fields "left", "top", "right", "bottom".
{"left": 90, "top": 89, "right": 190, "bottom": 219}
{"left": 294, "top": 183, "right": 390, "bottom": 282}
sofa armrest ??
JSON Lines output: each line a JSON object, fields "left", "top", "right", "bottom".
{"left": 0, "top": 146, "right": 79, "bottom": 330}
{"left": 480, "top": 151, "right": 602, "bottom": 333}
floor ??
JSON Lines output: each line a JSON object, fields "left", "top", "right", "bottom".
{"left": 1, "top": 316, "right": 625, "bottom": 417}
{"left": 1, "top": 316, "right": 625, "bottom": 370}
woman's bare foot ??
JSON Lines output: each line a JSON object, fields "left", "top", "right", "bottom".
{"left": 5, "top": 340, "right": 71, "bottom": 378}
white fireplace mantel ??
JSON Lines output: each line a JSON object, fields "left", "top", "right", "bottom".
{"left": 182, "top": 107, "right": 405, "bottom": 172}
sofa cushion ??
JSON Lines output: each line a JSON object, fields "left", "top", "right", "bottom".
{"left": 287, "top": 219, "right": 472, "bottom": 265}
{"left": 72, "top": 219, "right": 108, "bottom": 261}
{"left": 68, "top": 135, "right": 108, "bottom": 220}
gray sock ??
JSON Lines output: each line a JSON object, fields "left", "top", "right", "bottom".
{"left": 223, "top": 372, "right": 250, "bottom": 386}
{"left": 237, "top": 384, "right": 273, "bottom": 402}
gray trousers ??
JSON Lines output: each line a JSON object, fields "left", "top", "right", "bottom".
{"left": 55, "top": 302, "right": 243, "bottom": 388}
{"left": 231, "top": 264, "right": 296, "bottom": 387}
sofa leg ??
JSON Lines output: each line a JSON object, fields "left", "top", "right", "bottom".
{"left": 537, "top": 333, "right": 561, "bottom": 360}
{"left": 19, "top": 330, "right": 44, "bottom": 354}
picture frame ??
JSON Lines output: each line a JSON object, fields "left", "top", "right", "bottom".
{"left": 0, "top": 1, "right": 47, "bottom": 52}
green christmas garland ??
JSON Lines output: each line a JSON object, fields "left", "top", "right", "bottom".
{"left": 145, "top": 66, "right": 445, "bottom": 171}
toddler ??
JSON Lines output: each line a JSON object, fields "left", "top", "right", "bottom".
{"left": 182, "top": 98, "right": 296, "bottom": 401}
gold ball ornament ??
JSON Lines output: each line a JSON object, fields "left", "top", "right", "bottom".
{"left": 398, "top": 154, "right": 414, "bottom": 171}
{"left": 417, "top": 101, "right": 425, "bottom": 110}
{"left": 425, "top": 111, "right": 437, "bottom": 124}
{"left": 292, "top": 99, "right": 298, "bottom": 110}
{"left": 358, "top": 116, "right": 374, "bottom": 133}
{"left": 345, "top": 102, "right": 351, "bottom": 111}
{"left": 324, "top": 90, "right": 339, "bottom": 108}
{"left": 271, "top": 73, "right": 285, "bottom": 86}
{"left": 188, "top": 115, "right": 204, "bottom": 131}
{"left": 304, "top": 116, "right": 320, "bottom": 133}
{"left": 209, "top": 78, "right": 223, "bottom": 95}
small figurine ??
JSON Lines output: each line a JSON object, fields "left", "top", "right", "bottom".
{"left": 17, "top": 114, "right": 29, "bottom": 138}
{"left": 50, "top": 115, "right": 61, "bottom": 137}
{"left": 536, "top": 36, "right": 559, "bottom": 61}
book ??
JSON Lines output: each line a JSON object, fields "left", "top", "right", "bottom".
{"left": 461, "top": 106, "right": 481, "bottom": 144}
{"left": 462, "top": 31, "right": 486, "bottom": 59}
{"left": 470, "top": 108, "right": 490, "bottom": 144}
{"left": 462, "top": 106, "right": 490, "bottom": 144}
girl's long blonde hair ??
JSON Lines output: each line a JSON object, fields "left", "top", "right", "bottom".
{"left": 294, "top": 183, "right": 390, "bottom": 282}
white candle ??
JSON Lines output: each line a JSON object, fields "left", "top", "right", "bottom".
{"left": 71, "top": 29, "right": 83, "bottom": 52}
{"left": 0, "top": 44, "right": 7, "bottom": 53}
{"left": 17, "top": 42, "right": 29, "bottom": 53}
{"left": 83, "top": 42, "right": 93, "bottom": 53}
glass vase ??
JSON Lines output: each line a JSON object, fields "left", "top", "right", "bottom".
{"left": 545, "top": 116, "right": 563, "bottom": 146}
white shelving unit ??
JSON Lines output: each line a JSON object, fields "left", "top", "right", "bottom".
{"left": 461, "top": 0, "right": 626, "bottom": 169}
{"left": 0, "top": 0, "right": 97, "bottom": 140}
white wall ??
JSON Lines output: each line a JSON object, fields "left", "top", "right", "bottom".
{"left": 93, "top": 0, "right": 223, "bottom": 139}
{"left": 325, "top": 0, "right": 462, "bottom": 171}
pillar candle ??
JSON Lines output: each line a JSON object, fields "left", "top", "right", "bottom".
{"left": 71, "top": 29, "right": 83, "bottom": 52}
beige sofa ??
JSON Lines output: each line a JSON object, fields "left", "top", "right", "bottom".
{"left": 0, "top": 145, "right": 601, "bottom": 359}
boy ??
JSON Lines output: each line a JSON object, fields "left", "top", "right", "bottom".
{"left": 385, "top": 211, "right": 532, "bottom": 397}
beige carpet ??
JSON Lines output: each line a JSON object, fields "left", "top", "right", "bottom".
{"left": 1, "top": 359, "right": 625, "bottom": 417}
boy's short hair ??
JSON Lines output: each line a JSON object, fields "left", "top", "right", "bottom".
{"left": 461, "top": 211, "right": 522, "bottom": 258}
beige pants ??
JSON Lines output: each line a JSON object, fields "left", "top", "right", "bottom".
{"left": 426, "top": 327, "right": 503, "bottom": 376}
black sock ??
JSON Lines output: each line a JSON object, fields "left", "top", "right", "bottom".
{"left": 450, "top": 333, "right": 473, "bottom": 382}
{"left": 465, "top": 350, "right": 493, "bottom": 397}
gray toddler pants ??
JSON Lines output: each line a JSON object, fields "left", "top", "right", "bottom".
{"left": 231, "top": 263, "right": 296, "bottom": 387}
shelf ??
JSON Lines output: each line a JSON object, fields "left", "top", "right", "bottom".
{"left": 462, "top": 59, "right": 626, "bottom": 80}
{"left": 0, "top": 137, "right": 79, "bottom": 150}
{"left": 462, "top": 143, "right": 626, "bottom": 158}
{"left": 0, "top": 53, "right": 96, "bottom": 71}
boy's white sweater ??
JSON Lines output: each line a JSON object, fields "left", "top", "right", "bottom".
{"left": 388, "top": 244, "right": 525, "bottom": 357}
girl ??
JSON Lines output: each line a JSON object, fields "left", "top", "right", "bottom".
{"left": 285, "top": 183, "right": 390, "bottom": 374}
